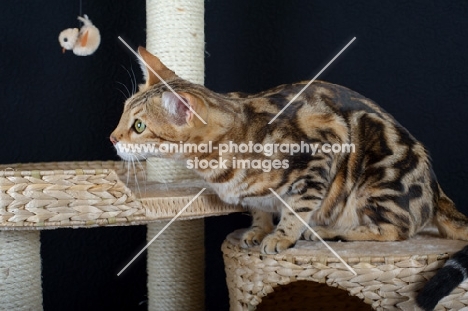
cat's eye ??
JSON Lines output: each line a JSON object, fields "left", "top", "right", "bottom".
{"left": 134, "top": 119, "right": 146, "bottom": 133}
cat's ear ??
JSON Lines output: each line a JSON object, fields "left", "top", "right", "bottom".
{"left": 138, "top": 47, "right": 177, "bottom": 86}
{"left": 161, "top": 92, "right": 206, "bottom": 127}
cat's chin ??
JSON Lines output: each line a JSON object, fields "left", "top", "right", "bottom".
{"left": 116, "top": 152, "right": 147, "bottom": 162}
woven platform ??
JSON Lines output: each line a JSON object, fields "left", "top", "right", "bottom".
{"left": 0, "top": 161, "right": 242, "bottom": 229}
{"left": 222, "top": 228, "right": 468, "bottom": 311}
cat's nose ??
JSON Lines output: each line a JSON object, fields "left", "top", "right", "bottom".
{"left": 110, "top": 135, "right": 118, "bottom": 145}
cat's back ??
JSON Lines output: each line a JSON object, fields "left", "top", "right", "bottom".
{"left": 249, "top": 80, "right": 390, "bottom": 119}
{"left": 235, "top": 80, "right": 421, "bottom": 162}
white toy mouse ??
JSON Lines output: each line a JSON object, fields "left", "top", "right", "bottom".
{"left": 59, "top": 15, "right": 100, "bottom": 56}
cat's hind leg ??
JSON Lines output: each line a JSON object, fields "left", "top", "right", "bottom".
{"left": 302, "top": 223, "right": 403, "bottom": 241}
{"left": 303, "top": 192, "right": 416, "bottom": 242}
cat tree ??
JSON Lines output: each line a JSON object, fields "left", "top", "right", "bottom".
{"left": 2, "top": 1, "right": 468, "bottom": 311}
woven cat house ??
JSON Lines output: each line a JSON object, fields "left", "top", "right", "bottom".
{"left": 222, "top": 229, "right": 468, "bottom": 311}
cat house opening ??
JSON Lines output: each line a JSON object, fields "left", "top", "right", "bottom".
{"left": 256, "top": 280, "right": 373, "bottom": 311}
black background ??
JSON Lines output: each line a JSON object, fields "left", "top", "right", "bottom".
{"left": 1, "top": 1, "right": 468, "bottom": 310}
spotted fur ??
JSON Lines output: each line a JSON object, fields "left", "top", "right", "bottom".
{"left": 111, "top": 48, "right": 468, "bottom": 307}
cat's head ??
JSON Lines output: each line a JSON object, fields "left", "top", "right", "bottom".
{"left": 110, "top": 47, "right": 210, "bottom": 161}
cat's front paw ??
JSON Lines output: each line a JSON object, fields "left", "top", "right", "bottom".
{"left": 260, "top": 232, "right": 297, "bottom": 254}
{"left": 240, "top": 227, "right": 270, "bottom": 249}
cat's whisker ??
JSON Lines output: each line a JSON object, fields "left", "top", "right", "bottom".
{"left": 131, "top": 158, "right": 142, "bottom": 198}
{"left": 134, "top": 155, "right": 145, "bottom": 171}
{"left": 121, "top": 156, "right": 145, "bottom": 196}
{"left": 116, "top": 81, "right": 131, "bottom": 98}
{"left": 143, "top": 155, "right": 169, "bottom": 191}
{"left": 121, "top": 64, "right": 137, "bottom": 96}
{"left": 126, "top": 159, "right": 131, "bottom": 185}
{"left": 134, "top": 156, "right": 147, "bottom": 195}
{"left": 115, "top": 85, "right": 128, "bottom": 100}
{"left": 130, "top": 64, "right": 137, "bottom": 95}
{"left": 135, "top": 157, "right": 146, "bottom": 193}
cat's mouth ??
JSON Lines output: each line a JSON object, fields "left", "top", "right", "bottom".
{"left": 113, "top": 141, "right": 185, "bottom": 161}
{"left": 113, "top": 141, "right": 155, "bottom": 161}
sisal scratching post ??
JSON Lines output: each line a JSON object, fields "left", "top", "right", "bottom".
{"left": 147, "top": 220, "right": 205, "bottom": 310}
{"left": 0, "top": 231, "right": 43, "bottom": 310}
{"left": 145, "top": 0, "right": 206, "bottom": 310}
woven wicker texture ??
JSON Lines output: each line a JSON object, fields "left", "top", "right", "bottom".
{"left": 222, "top": 229, "right": 468, "bottom": 311}
{"left": 0, "top": 161, "right": 143, "bottom": 228}
{"left": 0, "top": 161, "right": 241, "bottom": 229}
{"left": 0, "top": 231, "right": 43, "bottom": 310}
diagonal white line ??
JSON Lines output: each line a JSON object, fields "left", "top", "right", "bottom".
{"left": 118, "top": 36, "right": 208, "bottom": 125}
{"left": 117, "top": 188, "right": 206, "bottom": 276}
{"left": 268, "top": 37, "right": 356, "bottom": 124}
{"left": 268, "top": 188, "right": 357, "bottom": 275}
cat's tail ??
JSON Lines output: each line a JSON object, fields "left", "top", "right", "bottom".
{"left": 433, "top": 186, "right": 468, "bottom": 241}
{"left": 417, "top": 186, "right": 468, "bottom": 310}
{"left": 416, "top": 245, "right": 468, "bottom": 311}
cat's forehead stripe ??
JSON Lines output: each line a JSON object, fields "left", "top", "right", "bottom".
{"left": 126, "top": 79, "right": 212, "bottom": 111}
{"left": 133, "top": 107, "right": 144, "bottom": 115}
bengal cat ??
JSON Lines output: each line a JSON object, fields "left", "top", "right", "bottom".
{"left": 110, "top": 47, "right": 468, "bottom": 310}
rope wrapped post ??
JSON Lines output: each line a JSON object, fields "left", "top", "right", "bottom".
{"left": 146, "top": 0, "right": 205, "bottom": 310}
{"left": 147, "top": 220, "right": 205, "bottom": 310}
{"left": 0, "top": 231, "right": 43, "bottom": 310}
